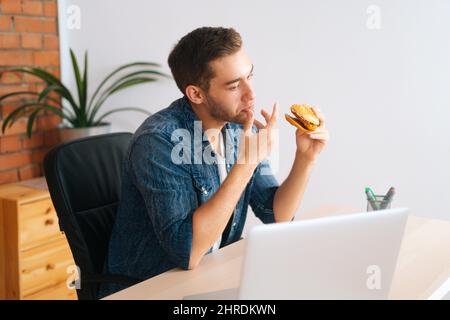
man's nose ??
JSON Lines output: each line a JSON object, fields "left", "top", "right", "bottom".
{"left": 243, "top": 81, "right": 256, "bottom": 102}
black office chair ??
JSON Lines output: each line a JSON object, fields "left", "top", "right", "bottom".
{"left": 43, "top": 132, "right": 140, "bottom": 300}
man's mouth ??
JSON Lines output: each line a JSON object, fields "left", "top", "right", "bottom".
{"left": 239, "top": 106, "right": 254, "bottom": 113}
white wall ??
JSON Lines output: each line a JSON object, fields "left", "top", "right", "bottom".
{"left": 58, "top": 0, "right": 450, "bottom": 222}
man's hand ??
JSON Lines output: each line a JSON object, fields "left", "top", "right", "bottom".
{"left": 189, "top": 105, "right": 279, "bottom": 269}
{"left": 295, "top": 107, "right": 329, "bottom": 163}
{"left": 272, "top": 107, "right": 329, "bottom": 222}
{"left": 237, "top": 103, "right": 278, "bottom": 167}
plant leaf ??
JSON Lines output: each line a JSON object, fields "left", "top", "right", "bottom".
{"left": 4, "top": 67, "right": 80, "bottom": 116}
{"left": 85, "top": 69, "right": 168, "bottom": 117}
{"left": 88, "top": 77, "right": 156, "bottom": 122}
{"left": 1, "top": 102, "right": 68, "bottom": 134}
{"left": 82, "top": 50, "right": 88, "bottom": 114}
{"left": 0, "top": 91, "right": 40, "bottom": 102}
{"left": 25, "top": 105, "right": 67, "bottom": 138}
{"left": 70, "top": 49, "right": 84, "bottom": 111}
{"left": 109, "top": 77, "right": 156, "bottom": 94}
{"left": 87, "top": 62, "right": 163, "bottom": 112}
{"left": 38, "top": 84, "right": 63, "bottom": 101}
{"left": 26, "top": 108, "right": 41, "bottom": 138}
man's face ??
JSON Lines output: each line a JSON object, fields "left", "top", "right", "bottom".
{"left": 203, "top": 49, "right": 256, "bottom": 124}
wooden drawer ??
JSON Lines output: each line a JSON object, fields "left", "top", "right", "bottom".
{"left": 20, "top": 237, "right": 76, "bottom": 298}
{"left": 23, "top": 280, "right": 77, "bottom": 300}
{"left": 19, "top": 198, "right": 63, "bottom": 250}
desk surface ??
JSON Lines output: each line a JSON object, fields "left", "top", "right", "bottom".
{"left": 105, "top": 206, "right": 450, "bottom": 300}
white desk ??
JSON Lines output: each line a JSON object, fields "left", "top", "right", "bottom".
{"left": 105, "top": 206, "right": 450, "bottom": 300}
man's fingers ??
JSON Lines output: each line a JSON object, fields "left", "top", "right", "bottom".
{"left": 307, "top": 128, "right": 329, "bottom": 137}
{"left": 253, "top": 118, "right": 265, "bottom": 129}
{"left": 308, "top": 131, "right": 330, "bottom": 141}
{"left": 307, "top": 128, "right": 327, "bottom": 135}
{"left": 312, "top": 107, "right": 326, "bottom": 128}
{"left": 268, "top": 102, "right": 278, "bottom": 127}
{"left": 243, "top": 110, "right": 254, "bottom": 135}
{"left": 260, "top": 108, "right": 270, "bottom": 124}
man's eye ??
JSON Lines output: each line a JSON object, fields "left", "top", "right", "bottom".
{"left": 229, "top": 85, "right": 239, "bottom": 91}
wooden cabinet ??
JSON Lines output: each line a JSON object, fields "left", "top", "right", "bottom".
{"left": 0, "top": 178, "right": 77, "bottom": 300}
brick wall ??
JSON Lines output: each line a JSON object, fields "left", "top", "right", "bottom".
{"left": 0, "top": 0, "right": 61, "bottom": 185}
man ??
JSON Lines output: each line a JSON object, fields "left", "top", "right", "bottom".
{"left": 101, "top": 27, "right": 329, "bottom": 297}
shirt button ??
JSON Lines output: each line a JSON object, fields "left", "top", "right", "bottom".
{"left": 232, "top": 223, "right": 236, "bottom": 227}
{"left": 201, "top": 187, "right": 208, "bottom": 195}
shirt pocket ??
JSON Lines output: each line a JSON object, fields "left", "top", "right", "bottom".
{"left": 192, "top": 174, "right": 215, "bottom": 204}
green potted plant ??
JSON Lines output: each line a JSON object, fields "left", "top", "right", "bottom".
{"left": 0, "top": 49, "right": 170, "bottom": 141}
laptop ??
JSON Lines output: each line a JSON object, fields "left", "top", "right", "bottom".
{"left": 184, "top": 207, "right": 409, "bottom": 300}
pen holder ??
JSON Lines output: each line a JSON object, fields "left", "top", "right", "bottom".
{"left": 367, "top": 195, "right": 392, "bottom": 211}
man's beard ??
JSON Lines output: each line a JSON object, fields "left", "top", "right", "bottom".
{"left": 205, "top": 94, "right": 248, "bottom": 125}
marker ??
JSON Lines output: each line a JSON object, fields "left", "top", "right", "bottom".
{"left": 365, "top": 187, "right": 379, "bottom": 210}
{"left": 380, "top": 187, "right": 396, "bottom": 210}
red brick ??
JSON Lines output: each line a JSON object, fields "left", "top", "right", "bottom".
{"left": 33, "top": 86, "right": 60, "bottom": 102}
{"left": 47, "top": 67, "right": 59, "bottom": 78}
{"left": 0, "top": 0, "right": 22, "bottom": 14}
{"left": 21, "top": 33, "right": 42, "bottom": 48}
{"left": 0, "top": 15, "right": 12, "bottom": 31}
{"left": 43, "top": 128, "right": 60, "bottom": 147}
{"left": 36, "top": 114, "right": 61, "bottom": 130}
{"left": 0, "top": 118, "right": 36, "bottom": 136}
{"left": 18, "top": 163, "right": 41, "bottom": 180}
{"left": 22, "top": 71, "right": 45, "bottom": 83}
{"left": 41, "top": 17, "right": 56, "bottom": 33}
{"left": 31, "top": 147, "right": 49, "bottom": 163}
{"left": 0, "top": 135, "right": 22, "bottom": 152}
{"left": 1, "top": 104, "right": 16, "bottom": 118}
{"left": 22, "top": 1, "right": 43, "bottom": 16}
{"left": 0, "top": 50, "right": 33, "bottom": 66}
{"left": 0, "top": 151, "right": 32, "bottom": 170}
{"left": 0, "top": 33, "right": 20, "bottom": 48}
{"left": 43, "top": 1, "right": 56, "bottom": 17}
{"left": 0, "top": 101, "right": 43, "bottom": 119}
{"left": 1, "top": 103, "right": 22, "bottom": 118}
{"left": 41, "top": 98, "right": 61, "bottom": 111}
{"left": 0, "top": 84, "right": 32, "bottom": 97}
{"left": 0, "top": 169, "right": 18, "bottom": 184}
{"left": 33, "top": 50, "right": 59, "bottom": 67}
{"left": 22, "top": 131, "right": 43, "bottom": 148}
{"left": 14, "top": 16, "right": 56, "bottom": 33}
{"left": 30, "top": 82, "right": 46, "bottom": 93}
{"left": 0, "top": 70, "right": 22, "bottom": 84}
{"left": 43, "top": 34, "right": 57, "bottom": 49}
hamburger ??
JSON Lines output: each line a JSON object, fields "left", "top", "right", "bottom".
{"left": 285, "top": 104, "right": 320, "bottom": 132}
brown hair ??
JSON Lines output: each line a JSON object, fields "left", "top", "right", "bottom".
{"left": 168, "top": 27, "right": 242, "bottom": 94}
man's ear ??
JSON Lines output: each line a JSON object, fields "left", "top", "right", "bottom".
{"left": 185, "top": 85, "right": 206, "bottom": 105}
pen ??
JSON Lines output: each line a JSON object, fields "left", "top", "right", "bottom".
{"left": 365, "top": 187, "right": 379, "bottom": 210}
{"left": 380, "top": 187, "right": 395, "bottom": 210}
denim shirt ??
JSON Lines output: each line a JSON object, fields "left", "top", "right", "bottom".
{"left": 102, "top": 96, "right": 279, "bottom": 296}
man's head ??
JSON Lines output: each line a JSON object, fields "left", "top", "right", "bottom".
{"left": 168, "top": 27, "right": 256, "bottom": 124}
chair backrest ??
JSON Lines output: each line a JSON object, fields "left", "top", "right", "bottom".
{"left": 43, "top": 132, "right": 132, "bottom": 299}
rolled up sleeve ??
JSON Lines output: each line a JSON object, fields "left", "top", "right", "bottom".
{"left": 130, "top": 133, "right": 196, "bottom": 270}
{"left": 249, "top": 159, "right": 280, "bottom": 224}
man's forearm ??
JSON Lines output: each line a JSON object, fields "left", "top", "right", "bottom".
{"left": 273, "top": 152, "right": 315, "bottom": 222}
{"left": 189, "top": 163, "right": 256, "bottom": 269}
